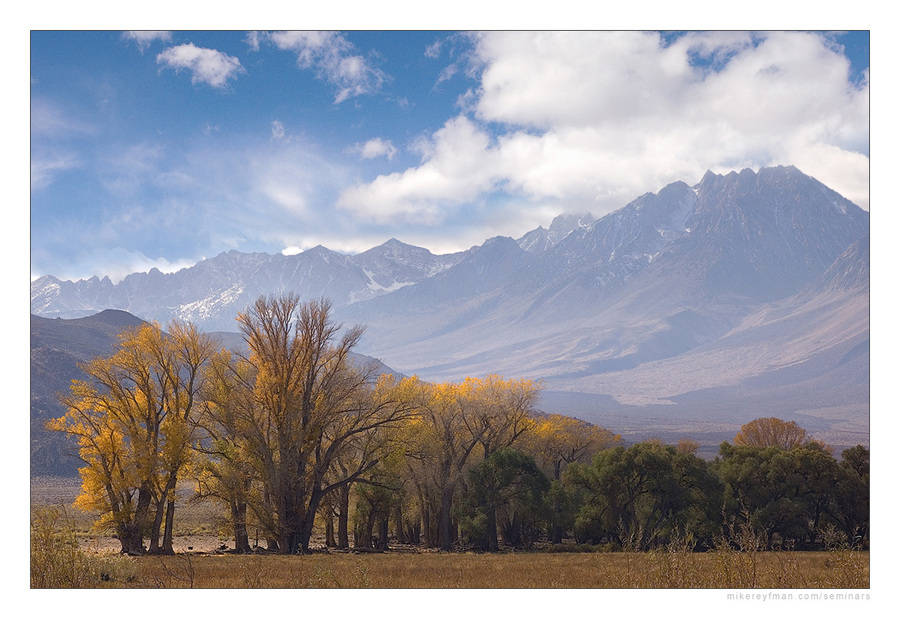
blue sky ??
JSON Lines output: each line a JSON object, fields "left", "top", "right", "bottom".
{"left": 30, "top": 30, "right": 870, "bottom": 282}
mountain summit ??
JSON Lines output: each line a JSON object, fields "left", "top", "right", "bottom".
{"left": 31, "top": 166, "right": 868, "bottom": 448}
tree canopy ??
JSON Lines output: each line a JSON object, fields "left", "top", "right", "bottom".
{"left": 49, "top": 297, "right": 869, "bottom": 554}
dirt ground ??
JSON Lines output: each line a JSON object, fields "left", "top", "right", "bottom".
{"left": 77, "top": 532, "right": 228, "bottom": 555}
{"left": 31, "top": 476, "right": 236, "bottom": 555}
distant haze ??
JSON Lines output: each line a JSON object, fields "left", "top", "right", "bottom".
{"left": 32, "top": 166, "right": 869, "bottom": 457}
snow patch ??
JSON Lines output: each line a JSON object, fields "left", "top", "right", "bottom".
{"left": 176, "top": 284, "right": 244, "bottom": 321}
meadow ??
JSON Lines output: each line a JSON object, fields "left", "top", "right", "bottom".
{"left": 33, "top": 543, "right": 869, "bottom": 589}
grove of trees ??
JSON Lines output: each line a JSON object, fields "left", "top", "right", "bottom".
{"left": 48, "top": 295, "right": 870, "bottom": 555}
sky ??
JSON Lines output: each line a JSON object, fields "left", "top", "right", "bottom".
{"left": 30, "top": 29, "right": 870, "bottom": 283}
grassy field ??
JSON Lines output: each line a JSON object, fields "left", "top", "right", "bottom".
{"left": 106, "top": 549, "right": 867, "bottom": 589}
{"left": 32, "top": 532, "right": 869, "bottom": 589}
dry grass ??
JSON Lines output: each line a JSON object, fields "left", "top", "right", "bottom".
{"left": 97, "top": 549, "right": 868, "bottom": 589}
{"left": 30, "top": 477, "right": 869, "bottom": 590}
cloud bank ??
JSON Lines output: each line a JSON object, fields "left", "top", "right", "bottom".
{"left": 337, "top": 31, "right": 869, "bottom": 227}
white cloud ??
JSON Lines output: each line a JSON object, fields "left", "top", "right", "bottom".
{"left": 122, "top": 31, "right": 172, "bottom": 52}
{"left": 99, "top": 142, "right": 167, "bottom": 197}
{"left": 30, "top": 99, "right": 93, "bottom": 190}
{"left": 31, "top": 151, "right": 80, "bottom": 191}
{"left": 425, "top": 40, "right": 442, "bottom": 59}
{"left": 266, "top": 31, "right": 385, "bottom": 103}
{"left": 70, "top": 248, "right": 197, "bottom": 284}
{"left": 245, "top": 31, "right": 261, "bottom": 52}
{"left": 156, "top": 43, "right": 244, "bottom": 88}
{"left": 338, "top": 31, "right": 869, "bottom": 225}
{"left": 31, "top": 98, "right": 93, "bottom": 137}
{"left": 348, "top": 137, "right": 398, "bottom": 160}
{"left": 271, "top": 120, "right": 285, "bottom": 140}
{"left": 338, "top": 115, "right": 501, "bottom": 223}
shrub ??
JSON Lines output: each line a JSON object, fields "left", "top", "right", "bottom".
{"left": 31, "top": 505, "right": 133, "bottom": 588}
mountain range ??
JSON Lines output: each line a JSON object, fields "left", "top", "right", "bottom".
{"left": 31, "top": 165, "right": 870, "bottom": 465}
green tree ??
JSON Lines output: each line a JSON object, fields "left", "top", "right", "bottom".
{"left": 714, "top": 440, "right": 850, "bottom": 548}
{"left": 401, "top": 376, "right": 540, "bottom": 550}
{"left": 519, "top": 413, "right": 619, "bottom": 542}
{"left": 566, "top": 442, "right": 722, "bottom": 549}
{"left": 195, "top": 349, "right": 256, "bottom": 552}
{"left": 459, "top": 448, "right": 549, "bottom": 550}
{"left": 827, "top": 445, "right": 869, "bottom": 545}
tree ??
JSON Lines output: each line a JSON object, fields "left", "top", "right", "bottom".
{"left": 195, "top": 349, "right": 256, "bottom": 552}
{"left": 733, "top": 417, "right": 810, "bottom": 449}
{"left": 829, "top": 446, "right": 869, "bottom": 545}
{"left": 520, "top": 414, "right": 620, "bottom": 543}
{"left": 231, "top": 295, "right": 417, "bottom": 554}
{"left": 48, "top": 321, "right": 216, "bottom": 555}
{"left": 402, "top": 376, "right": 540, "bottom": 550}
{"left": 566, "top": 442, "right": 722, "bottom": 549}
{"left": 714, "top": 440, "right": 849, "bottom": 548}
{"left": 522, "top": 414, "right": 620, "bottom": 481}
{"left": 460, "top": 448, "right": 549, "bottom": 550}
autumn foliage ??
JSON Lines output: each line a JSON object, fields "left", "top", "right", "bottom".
{"left": 733, "top": 416, "right": 810, "bottom": 449}
{"left": 48, "top": 296, "right": 869, "bottom": 554}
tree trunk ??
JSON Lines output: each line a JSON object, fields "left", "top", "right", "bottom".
{"left": 376, "top": 515, "right": 390, "bottom": 550}
{"left": 486, "top": 503, "right": 499, "bottom": 551}
{"left": 116, "top": 485, "right": 152, "bottom": 555}
{"left": 232, "top": 501, "right": 252, "bottom": 553}
{"left": 117, "top": 520, "right": 145, "bottom": 555}
{"left": 296, "top": 488, "right": 325, "bottom": 554}
{"left": 406, "top": 521, "right": 421, "bottom": 545}
{"left": 439, "top": 485, "right": 455, "bottom": 551}
{"left": 421, "top": 505, "right": 434, "bottom": 547}
{"left": 337, "top": 484, "right": 351, "bottom": 549}
{"left": 356, "top": 501, "right": 377, "bottom": 549}
{"left": 148, "top": 501, "right": 164, "bottom": 554}
{"left": 551, "top": 523, "right": 563, "bottom": 544}
{"left": 161, "top": 499, "right": 176, "bottom": 554}
{"left": 393, "top": 503, "right": 406, "bottom": 545}
{"left": 324, "top": 506, "right": 335, "bottom": 547}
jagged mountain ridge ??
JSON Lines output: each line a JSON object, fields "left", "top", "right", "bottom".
{"left": 31, "top": 166, "right": 869, "bottom": 450}
{"left": 30, "top": 240, "right": 471, "bottom": 331}
{"left": 30, "top": 212, "right": 596, "bottom": 329}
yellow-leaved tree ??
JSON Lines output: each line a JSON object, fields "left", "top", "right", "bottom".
{"left": 226, "top": 294, "right": 418, "bottom": 554}
{"left": 47, "top": 321, "right": 216, "bottom": 555}
{"left": 733, "top": 417, "right": 811, "bottom": 450}
{"left": 402, "top": 375, "right": 540, "bottom": 550}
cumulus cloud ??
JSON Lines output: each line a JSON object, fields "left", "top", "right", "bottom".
{"left": 347, "top": 137, "right": 398, "bottom": 161}
{"left": 339, "top": 31, "right": 869, "bottom": 225}
{"left": 338, "top": 116, "right": 500, "bottom": 223}
{"left": 245, "top": 31, "right": 261, "bottom": 52}
{"left": 266, "top": 31, "right": 386, "bottom": 103}
{"left": 122, "top": 31, "right": 172, "bottom": 52}
{"left": 156, "top": 43, "right": 244, "bottom": 88}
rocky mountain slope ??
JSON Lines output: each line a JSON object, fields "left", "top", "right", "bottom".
{"left": 30, "top": 311, "right": 400, "bottom": 476}
{"left": 31, "top": 165, "right": 869, "bottom": 455}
